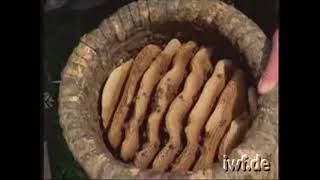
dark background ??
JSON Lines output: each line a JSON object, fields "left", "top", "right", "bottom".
{"left": 43, "top": 0, "right": 279, "bottom": 179}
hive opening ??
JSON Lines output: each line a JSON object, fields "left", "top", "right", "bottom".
{"left": 99, "top": 24, "right": 256, "bottom": 173}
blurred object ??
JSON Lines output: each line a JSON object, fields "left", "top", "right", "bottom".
{"left": 69, "top": 0, "right": 106, "bottom": 10}
{"left": 44, "top": 0, "right": 68, "bottom": 13}
{"left": 44, "top": 59, "right": 51, "bottom": 84}
{"left": 44, "top": 141, "right": 52, "bottom": 179}
{"left": 44, "top": 0, "right": 107, "bottom": 13}
{"left": 222, "top": 0, "right": 238, "bottom": 6}
{"left": 44, "top": 92, "right": 55, "bottom": 109}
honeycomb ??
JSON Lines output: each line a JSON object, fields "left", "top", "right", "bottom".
{"left": 101, "top": 39, "right": 250, "bottom": 173}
